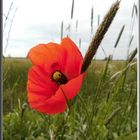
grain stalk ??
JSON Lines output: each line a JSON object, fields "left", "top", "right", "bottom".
{"left": 79, "top": 38, "right": 81, "bottom": 49}
{"left": 76, "top": 20, "right": 78, "bottom": 32}
{"left": 126, "top": 3, "right": 137, "bottom": 60}
{"left": 97, "top": 14, "right": 108, "bottom": 59}
{"left": 60, "top": 21, "right": 63, "bottom": 40}
{"left": 128, "top": 48, "right": 137, "bottom": 63}
{"left": 112, "top": 24, "right": 125, "bottom": 59}
{"left": 131, "top": 3, "right": 138, "bottom": 17}
{"left": 97, "top": 14, "right": 100, "bottom": 27}
{"left": 91, "top": 6, "right": 94, "bottom": 35}
{"left": 71, "top": 0, "right": 74, "bottom": 19}
{"left": 75, "top": 20, "right": 78, "bottom": 43}
{"left": 81, "top": 0, "right": 120, "bottom": 73}
{"left": 114, "top": 25, "right": 125, "bottom": 48}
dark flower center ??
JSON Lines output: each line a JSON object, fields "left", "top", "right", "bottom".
{"left": 51, "top": 70, "right": 68, "bottom": 85}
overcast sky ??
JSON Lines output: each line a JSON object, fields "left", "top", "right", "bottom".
{"left": 3, "top": 0, "right": 138, "bottom": 59}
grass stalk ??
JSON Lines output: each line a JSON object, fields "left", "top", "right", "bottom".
{"left": 91, "top": 6, "right": 94, "bottom": 34}
{"left": 61, "top": 21, "right": 63, "bottom": 40}
{"left": 81, "top": 0, "right": 120, "bottom": 73}
{"left": 71, "top": 0, "right": 74, "bottom": 19}
{"left": 104, "top": 106, "right": 121, "bottom": 127}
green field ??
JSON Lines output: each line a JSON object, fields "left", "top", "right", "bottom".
{"left": 3, "top": 58, "right": 137, "bottom": 140}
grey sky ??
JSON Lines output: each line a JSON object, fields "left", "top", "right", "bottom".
{"left": 3, "top": 0, "right": 138, "bottom": 59}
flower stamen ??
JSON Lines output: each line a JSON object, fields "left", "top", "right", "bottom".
{"left": 52, "top": 71, "right": 67, "bottom": 85}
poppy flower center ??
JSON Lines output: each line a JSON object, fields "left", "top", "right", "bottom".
{"left": 52, "top": 71, "right": 67, "bottom": 85}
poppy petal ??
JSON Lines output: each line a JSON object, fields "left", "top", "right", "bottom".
{"left": 29, "top": 72, "right": 85, "bottom": 114}
{"left": 61, "top": 37, "right": 83, "bottom": 80}
{"left": 27, "top": 43, "right": 67, "bottom": 73}
{"left": 29, "top": 96, "right": 66, "bottom": 114}
{"left": 27, "top": 66, "right": 59, "bottom": 102}
{"left": 27, "top": 66, "right": 67, "bottom": 114}
{"left": 50, "top": 72, "right": 86, "bottom": 102}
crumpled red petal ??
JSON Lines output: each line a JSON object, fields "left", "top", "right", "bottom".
{"left": 29, "top": 97, "right": 66, "bottom": 114}
{"left": 27, "top": 66, "right": 59, "bottom": 102}
{"left": 27, "top": 72, "right": 86, "bottom": 114}
{"left": 27, "top": 66, "right": 66, "bottom": 114}
{"left": 61, "top": 38, "right": 83, "bottom": 80}
{"left": 27, "top": 42, "right": 67, "bottom": 74}
{"left": 49, "top": 72, "right": 86, "bottom": 102}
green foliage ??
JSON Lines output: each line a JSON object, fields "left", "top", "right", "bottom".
{"left": 3, "top": 58, "right": 137, "bottom": 140}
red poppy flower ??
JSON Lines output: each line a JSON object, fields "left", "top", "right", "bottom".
{"left": 27, "top": 37, "right": 86, "bottom": 114}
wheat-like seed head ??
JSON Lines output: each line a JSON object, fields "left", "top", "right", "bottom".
{"left": 81, "top": 0, "right": 121, "bottom": 73}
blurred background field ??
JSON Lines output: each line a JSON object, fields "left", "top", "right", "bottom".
{"left": 3, "top": 58, "right": 137, "bottom": 140}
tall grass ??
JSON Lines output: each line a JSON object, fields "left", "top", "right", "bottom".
{"left": 3, "top": 58, "right": 137, "bottom": 140}
{"left": 75, "top": 20, "right": 78, "bottom": 32}
{"left": 114, "top": 25, "right": 125, "bottom": 49}
{"left": 3, "top": 58, "right": 31, "bottom": 113}
{"left": 98, "top": 14, "right": 100, "bottom": 27}
{"left": 126, "top": 2, "right": 138, "bottom": 60}
{"left": 71, "top": 0, "right": 74, "bottom": 19}
{"left": 112, "top": 25, "right": 125, "bottom": 59}
{"left": 91, "top": 6, "right": 94, "bottom": 35}
{"left": 79, "top": 38, "right": 81, "bottom": 49}
{"left": 60, "top": 21, "right": 63, "bottom": 40}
